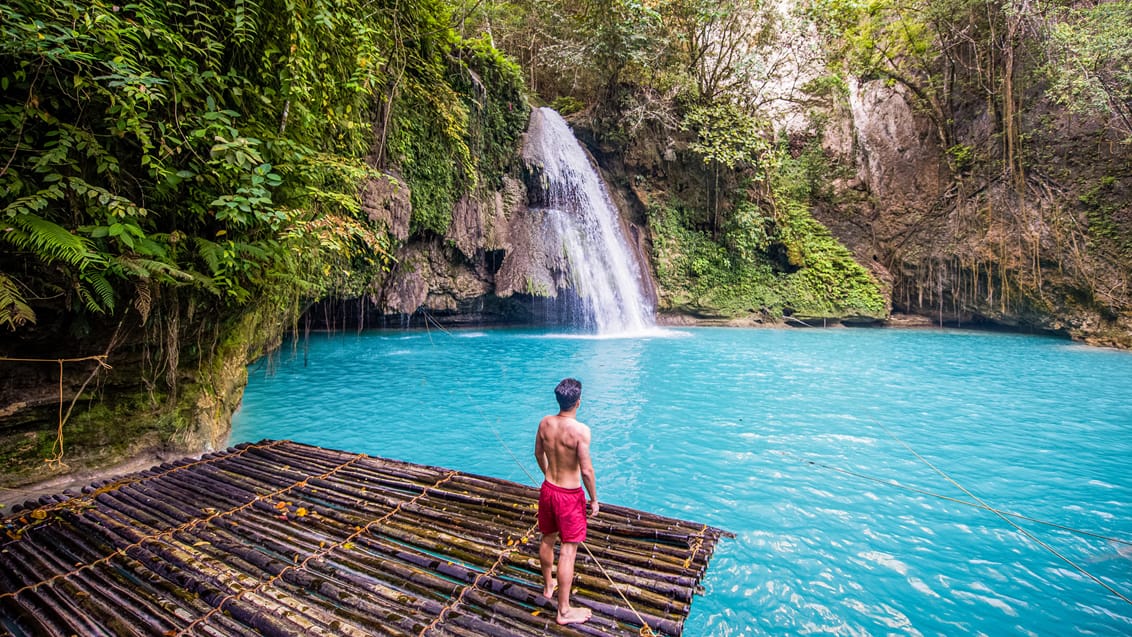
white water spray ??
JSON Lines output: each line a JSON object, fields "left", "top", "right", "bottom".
{"left": 523, "top": 108, "right": 655, "bottom": 335}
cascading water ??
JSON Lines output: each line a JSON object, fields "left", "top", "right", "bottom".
{"left": 523, "top": 107, "right": 655, "bottom": 335}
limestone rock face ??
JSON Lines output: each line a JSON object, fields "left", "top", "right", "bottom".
{"left": 387, "top": 239, "right": 493, "bottom": 313}
{"left": 363, "top": 172, "right": 412, "bottom": 241}
{"left": 493, "top": 207, "right": 569, "bottom": 299}
{"left": 382, "top": 254, "right": 430, "bottom": 315}
{"left": 446, "top": 179, "right": 516, "bottom": 261}
{"left": 815, "top": 75, "right": 1132, "bottom": 347}
{"left": 846, "top": 79, "right": 945, "bottom": 210}
{"left": 362, "top": 160, "right": 576, "bottom": 325}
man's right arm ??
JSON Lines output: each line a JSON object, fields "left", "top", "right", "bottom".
{"left": 534, "top": 420, "right": 548, "bottom": 477}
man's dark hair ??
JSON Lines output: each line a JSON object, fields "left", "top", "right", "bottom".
{"left": 555, "top": 378, "right": 582, "bottom": 411}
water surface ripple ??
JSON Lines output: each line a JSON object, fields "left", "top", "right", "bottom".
{"left": 231, "top": 327, "right": 1132, "bottom": 635}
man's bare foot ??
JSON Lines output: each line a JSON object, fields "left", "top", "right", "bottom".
{"left": 556, "top": 606, "right": 592, "bottom": 625}
{"left": 541, "top": 584, "right": 555, "bottom": 599}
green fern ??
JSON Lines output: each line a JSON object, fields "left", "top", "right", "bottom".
{"left": 79, "top": 272, "right": 116, "bottom": 314}
{"left": 194, "top": 237, "right": 224, "bottom": 274}
{"left": 0, "top": 274, "right": 36, "bottom": 329}
{"left": 186, "top": 271, "right": 221, "bottom": 296}
{"left": 4, "top": 213, "right": 102, "bottom": 269}
{"left": 233, "top": 241, "right": 269, "bottom": 261}
{"left": 116, "top": 256, "right": 195, "bottom": 282}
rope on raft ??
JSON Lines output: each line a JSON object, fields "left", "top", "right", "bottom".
{"left": 0, "top": 443, "right": 365, "bottom": 603}
{"left": 420, "top": 309, "right": 664, "bottom": 636}
{"left": 418, "top": 519, "right": 541, "bottom": 636}
{"left": 180, "top": 469, "right": 458, "bottom": 636}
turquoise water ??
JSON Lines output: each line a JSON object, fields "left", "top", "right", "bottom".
{"left": 230, "top": 327, "right": 1132, "bottom": 635}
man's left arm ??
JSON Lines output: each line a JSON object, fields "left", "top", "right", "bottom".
{"left": 577, "top": 426, "right": 598, "bottom": 517}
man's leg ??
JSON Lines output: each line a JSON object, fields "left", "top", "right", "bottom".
{"left": 555, "top": 542, "right": 592, "bottom": 625}
{"left": 539, "top": 532, "right": 557, "bottom": 599}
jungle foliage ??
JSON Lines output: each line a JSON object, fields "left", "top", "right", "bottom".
{"left": 0, "top": 0, "right": 528, "bottom": 333}
{"left": 458, "top": 0, "right": 887, "bottom": 319}
{"left": 459, "top": 0, "right": 1131, "bottom": 327}
{"left": 648, "top": 146, "right": 886, "bottom": 319}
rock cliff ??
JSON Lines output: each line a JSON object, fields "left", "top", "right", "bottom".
{"left": 817, "top": 77, "right": 1132, "bottom": 347}
{"left": 306, "top": 109, "right": 656, "bottom": 330}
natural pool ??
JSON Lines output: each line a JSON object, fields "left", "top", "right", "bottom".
{"left": 230, "top": 327, "right": 1132, "bottom": 635}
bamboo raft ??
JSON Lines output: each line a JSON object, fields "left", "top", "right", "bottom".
{"left": 0, "top": 440, "right": 730, "bottom": 636}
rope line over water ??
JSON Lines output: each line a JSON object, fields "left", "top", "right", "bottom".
{"left": 773, "top": 449, "right": 1132, "bottom": 547}
{"left": 872, "top": 423, "right": 1132, "bottom": 607}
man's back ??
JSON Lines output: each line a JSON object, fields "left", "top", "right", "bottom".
{"left": 535, "top": 414, "right": 591, "bottom": 489}
{"left": 535, "top": 377, "right": 598, "bottom": 625}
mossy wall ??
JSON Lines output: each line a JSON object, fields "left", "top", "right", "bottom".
{"left": 0, "top": 300, "right": 288, "bottom": 490}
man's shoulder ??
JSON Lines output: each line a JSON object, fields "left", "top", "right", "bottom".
{"left": 538, "top": 415, "right": 586, "bottom": 434}
{"left": 575, "top": 420, "right": 591, "bottom": 439}
{"left": 562, "top": 417, "right": 588, "bottom": 439}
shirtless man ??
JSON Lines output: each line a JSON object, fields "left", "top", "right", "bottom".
{"left": 534, "top": 377, "right": 599, "bottom": 625}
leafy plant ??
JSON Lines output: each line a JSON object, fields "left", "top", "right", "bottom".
{"left": 0, "top": 0, "right": 527, "bottom": 338}
{"left": 681, "top": 102, "right": 771, "bottom": 171}
{"left": 1045, "top": 2, "right": 1132, "bottom": 141}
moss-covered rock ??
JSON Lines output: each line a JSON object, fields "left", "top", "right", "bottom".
{"left": 0, "top": 297, "right": 288, "bottom": 490}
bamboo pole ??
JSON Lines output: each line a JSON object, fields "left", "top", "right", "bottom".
{"left": 168, "top": 519, "right": 421, "bottom": 636}
{"left": 2, "top": 440, "right": 727, "bottom": 637}
{"left": 84, "top": 507, "right": 329, "bottom": 637}
{"left": 79, "top": 506, "right": 273, "bottom": 633}
{"left": 53, "top": 511, "right": 220, "bottom": 625}
{"left": 136, "top": 481, "right": 513, "bottom": 633}
{"left": 15, "top": 519, "right": 181, "bottom": 635}
{"left": 457, "top": 587, "right": 625, "bottom": 636}
{"left": 0, "top": 551, "right": 83, "bottom": 637}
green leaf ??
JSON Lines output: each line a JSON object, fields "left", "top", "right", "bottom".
{"left": 0, "top": 273, "right": 36, "bottom": 329}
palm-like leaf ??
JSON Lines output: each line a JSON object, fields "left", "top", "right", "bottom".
{"left": 5, "top": 213, "right": 103, "bottom": 269}
{"left": 0, "top": 273, "right": 36, "bottom": 329}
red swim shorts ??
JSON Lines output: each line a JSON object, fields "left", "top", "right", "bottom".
{"left": 538, "top": 481, "right": 588, "bottom": 543}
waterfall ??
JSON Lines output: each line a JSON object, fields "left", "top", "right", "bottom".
{"left": 523, "top": 108, "right": 655, "bottom": 335}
